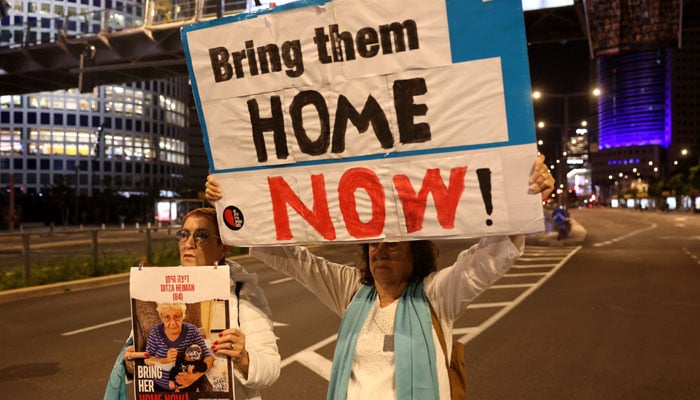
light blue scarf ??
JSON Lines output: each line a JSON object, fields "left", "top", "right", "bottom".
{"left": 103, "top": 336, "right": 132, "bottom": 400}
{"left": 327, "top": 281, "right": 439, "bottom": 400}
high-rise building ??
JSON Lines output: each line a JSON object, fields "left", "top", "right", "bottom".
{"left": 591, "top": 30, "right": 700, "bottom": 204}
{"left": 591, "top": 49, "right": 671, "bottom": 197}
{"left": 1, "top": 81, "right": 191, "bottom": 196}
{"left": 585, "top": 0, "right": 700, "bottom": 207}
{"left": 1, "top": 0, "right": 192, "bottom": 200}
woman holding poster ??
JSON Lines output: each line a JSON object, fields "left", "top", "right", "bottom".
{"left": 205, "top": 155, "right": 554, "bottom": 399}
{"left": 104, "top": 207, "right": 281, "bottom": 400}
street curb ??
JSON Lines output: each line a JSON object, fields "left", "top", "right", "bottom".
{"left": 0, "top": 272, "right": 130, "bottom": 305}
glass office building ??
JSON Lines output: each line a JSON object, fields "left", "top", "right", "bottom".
{"left": 1, "top": 81, "right": 190, "bottom": 196}
{"left": 0, "top": 0, "right": 190, "bottom": 197}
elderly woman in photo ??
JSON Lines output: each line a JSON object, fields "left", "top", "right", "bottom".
{"left": 143, "top": 302, "right": 214, "bottom": 392}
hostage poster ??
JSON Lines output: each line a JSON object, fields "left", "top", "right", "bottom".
{"left": 130, "top": 265, "right": 234, "bottom": 399}
{"left": 182, "top": 0, "right": 542, "bottom": 246}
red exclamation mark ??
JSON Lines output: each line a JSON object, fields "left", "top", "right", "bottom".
{"left": 476, "top": 168, "right": 493, "bottom": 226}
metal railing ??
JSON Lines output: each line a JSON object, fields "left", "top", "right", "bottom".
{"left": 0, "top": 224, "right": 176, "bottom": 287}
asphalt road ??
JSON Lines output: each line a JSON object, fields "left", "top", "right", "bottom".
{"left": 1, "top": 208, "right": 699, "bottom": 399}
{"left": 465, "top": 208, "right": 700, "bottom": 400}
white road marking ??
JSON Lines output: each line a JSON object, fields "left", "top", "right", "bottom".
{"left": 523, "top": 247, "right": 574, "bottom": 254}
{"left": 281, "top": 334, "right": 338, "bottom": 369}
{"left": 61, "top": 317, "right": 131, "bottom": 336}
{"left": 503, "top": 272, "right": 548, "bottom": 277}
{"left": 682, "top": 247, "right": 700, "bottom": 264}
{"left": 453, "top": 327, "right": 478, "bottom": 336}
{"left": 511, "top": 263, "right": 557, "bottom": 269}
{"left": 294, "top": 349, "right": 333, "bottom": 380}
{"left": 517, "top": 256, "right": 570, "bottom": 261}
{"left": 492, "top": 283, "right": 537, "bottom": 289}
{"left": 468, "top": 302, "right": 510, "bottom": 309}
{"left": 593, "top": 223, "right": 657, "bottom": 247}
{"left": 657, "top": 235, "right": 700, "bottom": 241}
{"left": 458, "top": 246, "right": 582, "bottom": 345}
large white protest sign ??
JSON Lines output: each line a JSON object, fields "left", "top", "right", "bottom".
{"left": 182, "top": 0, "right": 543, "bottom": 245}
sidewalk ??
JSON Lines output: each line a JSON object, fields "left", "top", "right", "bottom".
{"left": 0, "top": 272, "right": 130, "bottom": 305}
{"left": 0, "top": 222, "right": 587, "bottom": 304}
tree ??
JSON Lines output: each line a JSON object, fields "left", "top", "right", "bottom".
{"left": 46, "top": 175, "right": 74, "bottom": 226}
{"left": 689, "top": 165, "right": 700, "bottom": 211}
{"left": 666, "top": 172, "right": 688, "bottom": 209}
{"left": 648, "top": 176, "right": 665, "bottom": 199}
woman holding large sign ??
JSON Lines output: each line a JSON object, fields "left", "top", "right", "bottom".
{"left": 205, "top": 155, "right": 554, "bottom": 399}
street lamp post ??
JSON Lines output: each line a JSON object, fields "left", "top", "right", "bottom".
{"left": 532, "top": 88, "right": 600, "bottom": 206}
{"left": 8, "top": 174, "right": 15, "bottom": 233}
{"left": 74, "top": 165, "right": 80, "bottom": 225}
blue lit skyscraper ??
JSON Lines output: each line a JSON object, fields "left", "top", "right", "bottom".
{"left": 585, "top": 0, "right": 700, "bottom": 204}
{"left": 590, "top": 49, "right": 672, "bottom": 197}
{"left": 598, "top": 50, "right": 672, "bottom": 150}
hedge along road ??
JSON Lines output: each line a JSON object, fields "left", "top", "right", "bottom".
{"left": 0, "top": 226, "right": 178, "bottom": 276}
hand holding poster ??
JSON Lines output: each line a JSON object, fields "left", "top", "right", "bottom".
{"left": 130, "top": 265, "right": 234, "bottom": 399}
{"left": 182, "top": 0, "right": 542, "bottom": 246}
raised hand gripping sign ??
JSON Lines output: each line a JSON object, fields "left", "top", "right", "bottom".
{"left": 182, "top": 0, "right": 543, "bottom": 246}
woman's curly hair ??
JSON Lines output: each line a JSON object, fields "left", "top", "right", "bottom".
{"left": 356, "top": 240, "right": 439, "bottom": 285}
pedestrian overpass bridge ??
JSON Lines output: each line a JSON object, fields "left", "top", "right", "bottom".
{"left": 0, "top": 0, "right": 587, "bottom": 95}
{"left": 0, "top": 0, "right": 255, "bottom": 94}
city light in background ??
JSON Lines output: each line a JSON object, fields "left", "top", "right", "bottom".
{"left": 531, "top": 88, "right": 600, "bottom": 206}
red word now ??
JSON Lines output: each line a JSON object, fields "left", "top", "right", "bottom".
{"left": 268, "top": 166, "right": 467, "bottom": 240}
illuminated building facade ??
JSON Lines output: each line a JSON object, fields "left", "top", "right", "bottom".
{"left": 1, "top": 81, "right": 190, "bottom": 196}
{"left": 591, "top": 49, "right": 672, "bottom": 192}
{"left": 591, "top": 27, "right": 700, "bottom": 204}
{"left": 586, "top": 0, "right": 700, "bottom": 206}
{"left": 598, "top": 50, "right": 672, "bottom": 151}
{"left": 0, "top": 0, "right": 190, "bottom": 198}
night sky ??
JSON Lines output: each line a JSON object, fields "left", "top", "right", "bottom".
{"left": 527, "top": 39, "right": 596, "bottom": 164}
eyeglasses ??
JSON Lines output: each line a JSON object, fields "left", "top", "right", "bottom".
{"left": 161, "top": 314, "right": 183, "bottom": 324}
{"left": 175, "top": 229, "right": 220, "bottom": 245}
